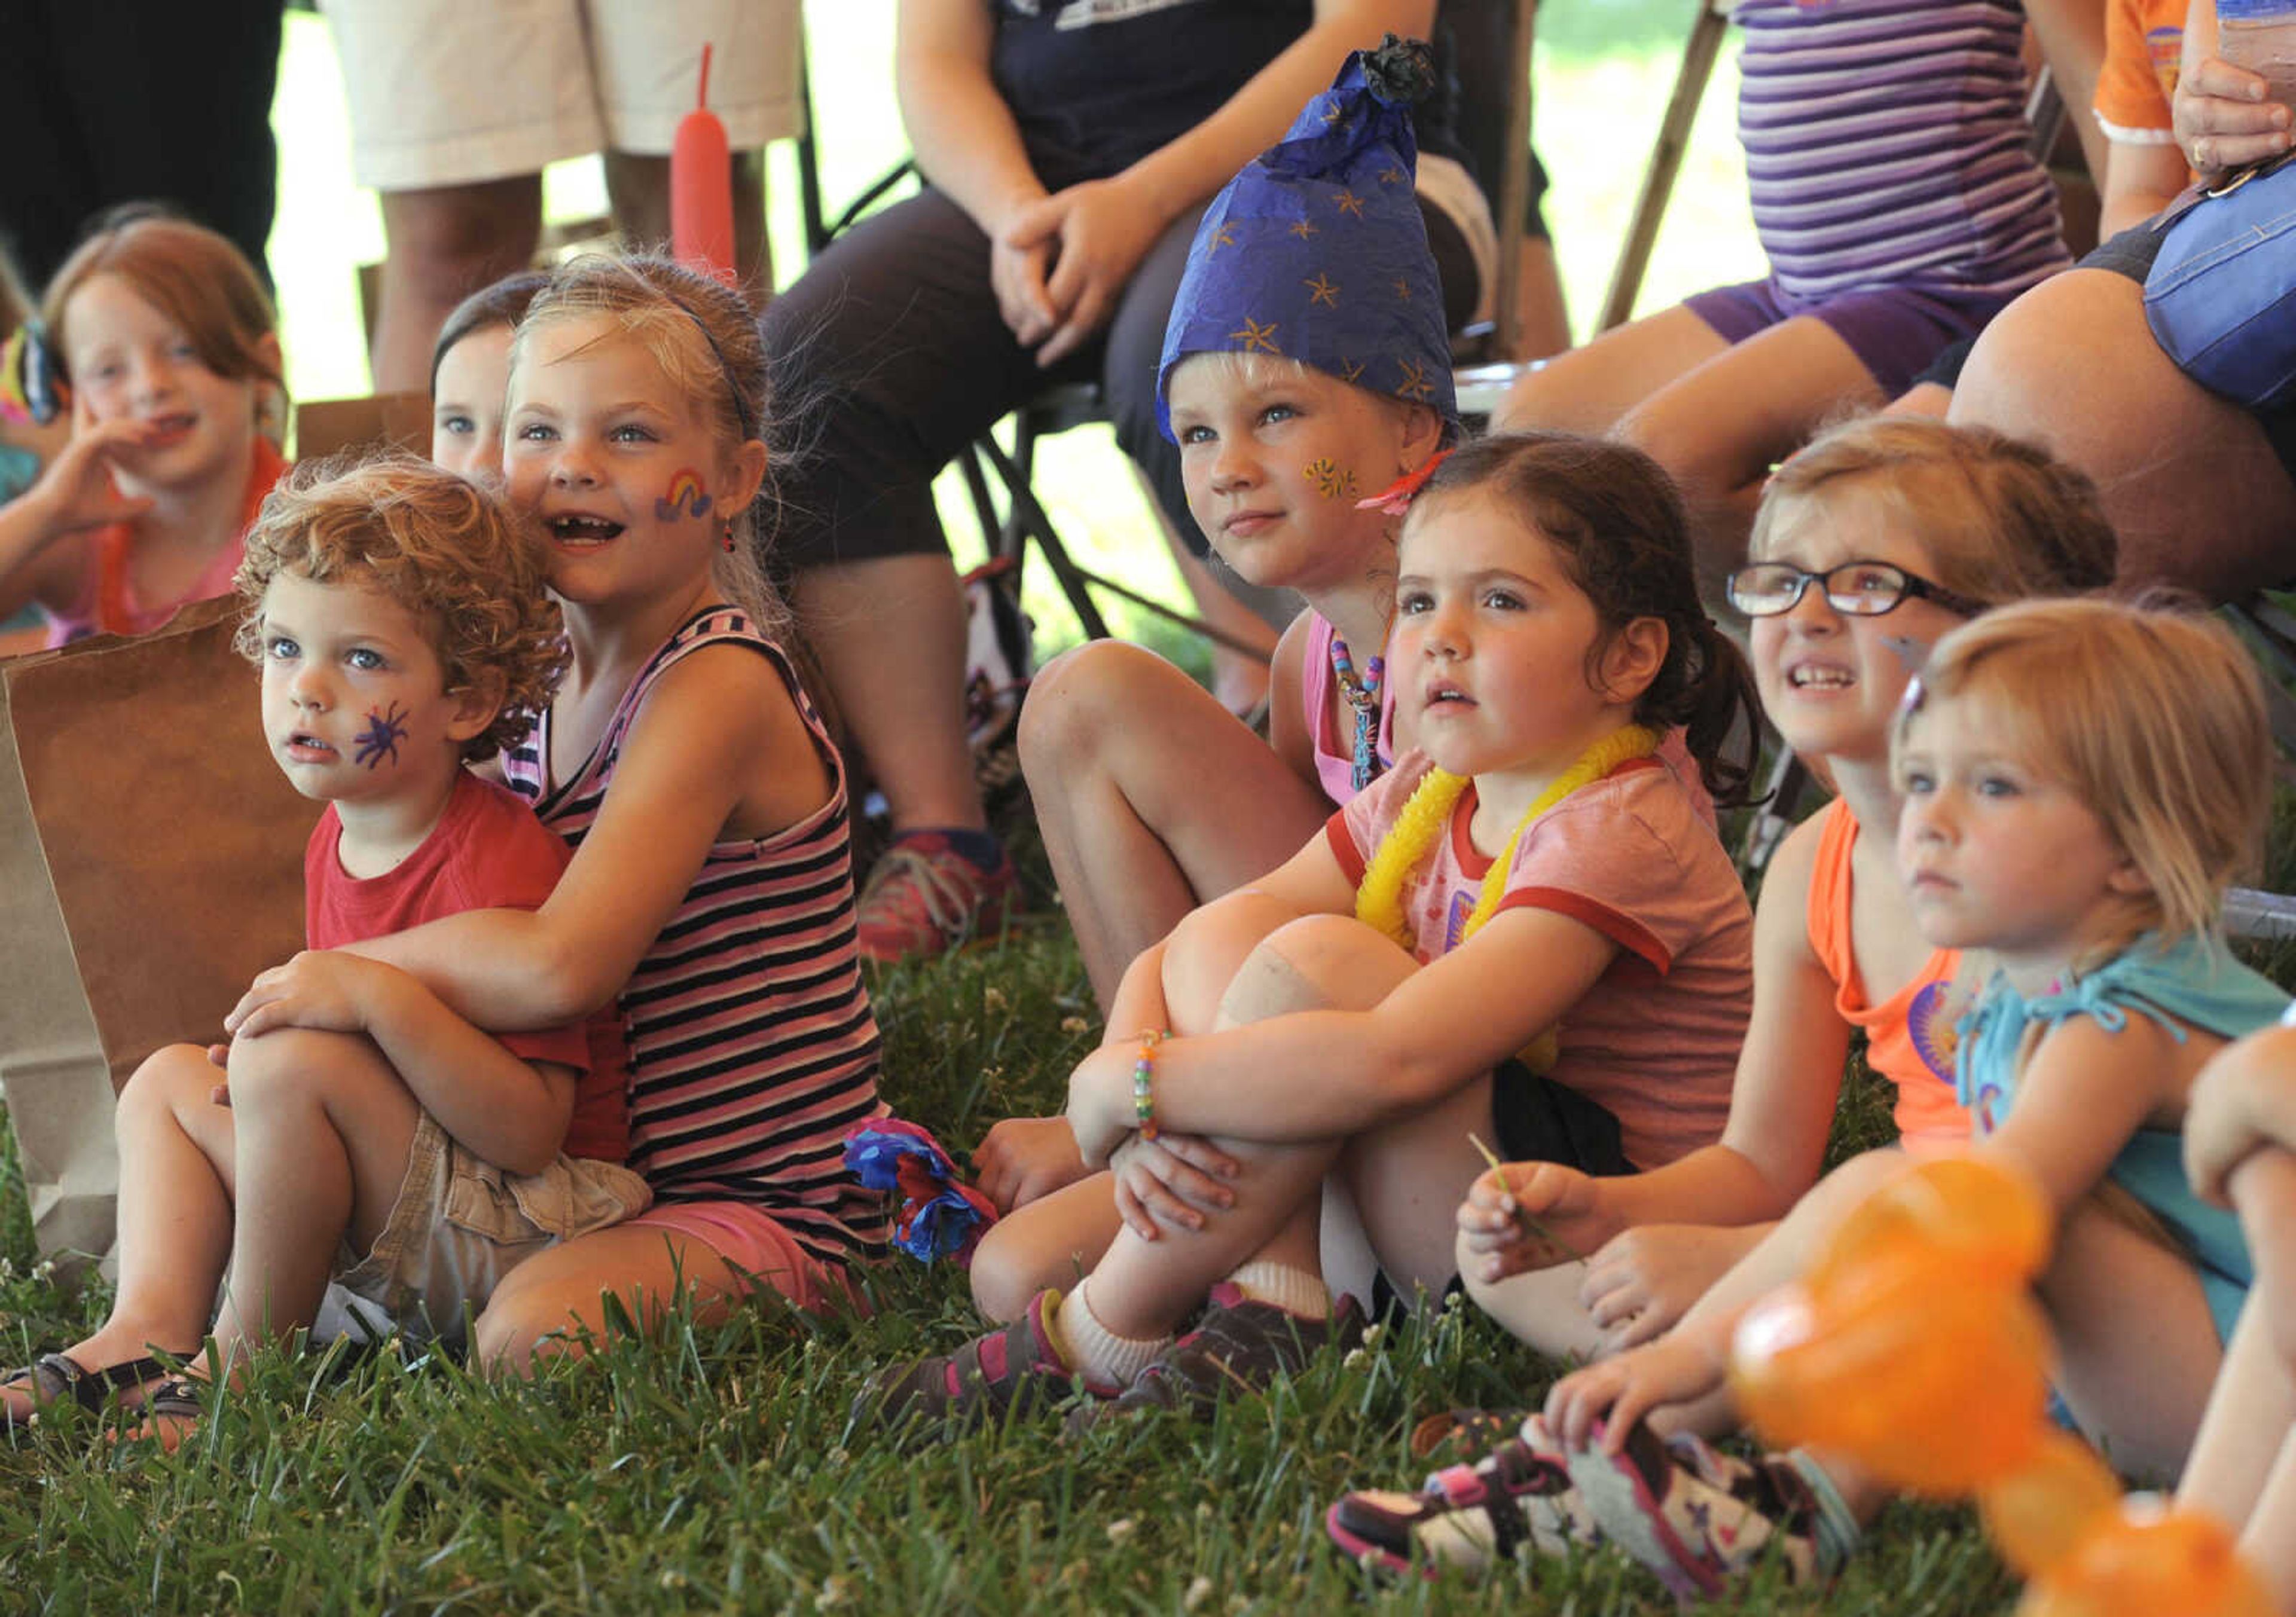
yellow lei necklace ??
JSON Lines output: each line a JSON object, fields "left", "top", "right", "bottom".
{"left": 1355, "top": 723, "right": 1660, "bottom": 1070}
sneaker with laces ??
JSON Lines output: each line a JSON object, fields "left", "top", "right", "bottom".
{"left": 855, "top": 831, "right": 1019, "bottom": 963}
{"left": 1326, "top": 1411, "right": 1605, "bottom": 1579}
{"left": 1066, "top": 1282, "right": 1362, "bottom": 1433}
{"left": 850, "top": 1289, "right": 1118, "bottom": 1434}
{"left": 1567, "top": 1420, "right": 1824, "bottom": 1598}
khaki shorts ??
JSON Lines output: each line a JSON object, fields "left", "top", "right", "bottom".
{"left": 329, "top": 1111, "right": 652, "bottom": 1352}
{"left": 320, "top": 0, "right": 804, "bottom": 190}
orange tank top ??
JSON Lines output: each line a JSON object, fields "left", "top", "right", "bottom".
{"left": 1805, "top": 798, "right": 1971, "bottom": 1145}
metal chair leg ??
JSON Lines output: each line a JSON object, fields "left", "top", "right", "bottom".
{"left": 1599, "top": 0, "right": 1731, "bottom": 333}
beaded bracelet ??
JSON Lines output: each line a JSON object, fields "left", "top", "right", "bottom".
{"left": 1132, "top": 1030, "right": 1167, "bottom": 1142}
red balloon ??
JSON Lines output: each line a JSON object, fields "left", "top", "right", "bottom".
{"left": 672, "top": 44, "right": 738, "bottom": 286}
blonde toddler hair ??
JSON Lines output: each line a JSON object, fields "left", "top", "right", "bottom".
{"left": 1751, "top": 417, "right": 2118, "bottom": 606}
{"left": 1898, "top": 596, "right": 2271, "bottom": 949}
{"left": 234, "top": 453, "right": 567, "bottom": 762}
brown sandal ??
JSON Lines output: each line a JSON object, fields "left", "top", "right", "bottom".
{"left": 1, "top": 1351, "right": 176, "bottom": 1438}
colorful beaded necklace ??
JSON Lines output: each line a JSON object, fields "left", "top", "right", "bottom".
{"left": 1328, "top": 632, "right": 1385, "bottom": 791}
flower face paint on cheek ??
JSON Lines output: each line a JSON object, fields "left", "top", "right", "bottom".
{"left": 354, "top": 702, "right": 410, "bottom": 770}
{"left": 655, "top": 467, "right": 715, "bottom": 522}
{"left": 1305, "top": 457, "right": 1359, "bottom": 500}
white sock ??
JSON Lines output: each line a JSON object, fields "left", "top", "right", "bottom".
{"left": 1225, "top": 1260, "right": 1330, "bottom": 1319}
{"left": 1056, "top": 1283, "right": 1173, "bottom": 1385}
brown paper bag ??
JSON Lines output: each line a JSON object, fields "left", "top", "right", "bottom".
{"left": 0, "top": 597, "right": 319, "bottom": 1265}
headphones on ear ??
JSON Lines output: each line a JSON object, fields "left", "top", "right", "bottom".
{"left": 1, "top": 321, "right": 65, "bottom": 426}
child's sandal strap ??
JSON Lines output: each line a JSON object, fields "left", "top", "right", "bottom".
{"left": 1424, "top": 1461, "right": 1531, "bottom": 1561}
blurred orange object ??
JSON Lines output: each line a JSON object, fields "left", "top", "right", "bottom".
{"left": 2017, "top": 1499, "right": 2275, "bottom": 1617}
{"left": 1730, "top": 1257, "right": 2051, "bottom": 1494}
{"left": 671, "top": 44, "right": 737, "bottom": 286}
{"left": 1806, "top": 1153, "right": 2054, "bottom": 1297}
{"left": 1979, "top": 1428, "right": 2123, "bottom": 1578}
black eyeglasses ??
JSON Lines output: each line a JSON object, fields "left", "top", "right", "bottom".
{"left": 1726, "top": 560, "right": 1989, "bottom": 620}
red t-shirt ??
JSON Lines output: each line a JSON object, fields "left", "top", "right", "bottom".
{"left": 305, "top": 770, "right": 630, "bottom": 1163}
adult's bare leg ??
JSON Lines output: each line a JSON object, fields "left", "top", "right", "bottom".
{"left": 371, "top": 178, "right": 544, "bottom": 392}
{"left": 1951, "top": 268, "right": 2296, "bottom": 598}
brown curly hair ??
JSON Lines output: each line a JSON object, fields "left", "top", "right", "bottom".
{"left": 233, "top": 453, "right": 567, "bottom": 760}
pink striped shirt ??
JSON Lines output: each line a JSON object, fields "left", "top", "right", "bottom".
{"left": 502, "top": 607, "right": 886, "bottom": 1263}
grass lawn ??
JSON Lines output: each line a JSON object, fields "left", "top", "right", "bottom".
{"left": 4, "top": 5, "right": 2285, "bottom": 1610}
{"left": 0, "top": 921, "right": 2013, "bottom": 1615}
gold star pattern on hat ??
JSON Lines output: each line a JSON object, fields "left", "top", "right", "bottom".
{"left": 1332, "top": 188, "right": 1366, "bottom": 218}
{"left": 1304, "top": 272, "right": 1339, "bottom": 308}
{"left": 1229, "top": 317, "right": 1281, "bottom": 355}
{"left": 1394, "top": 359, "right": 1433, "bottom": 401}
{"left": 1393, "top": 277, "right": 1412, "bottom": 302}
{"left": 1339, "top": 357, "right": 1366, "bottom": 384}
{"left": 1378, "top": 166, "right": 1403, "bottom": 187}
{"left": 1289, "top": 218, "right": 1320, "bottom": 240}
{"left": 1207, "top": 223, "right": 1236, "bottom": 255}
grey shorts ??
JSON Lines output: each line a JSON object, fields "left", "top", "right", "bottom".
{"left": 328, "top": 1111, "right": 652, "bottom": 1352}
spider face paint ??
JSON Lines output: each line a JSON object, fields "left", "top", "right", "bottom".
{"left": 354, "top": 702, "right": 411, "bottom": 769}
{"left": 654, "top": 467, "right": 715, "bottom": 522}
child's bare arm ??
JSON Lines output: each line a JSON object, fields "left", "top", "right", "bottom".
{"left": 2188, "top": 1023, "right": 2296, "bottom": 1205}
{"left": 227, "top": 949, "right": 575, "bottom": 1175}
{"left": 1067, "top": 888, "right": 1616, "bottom": 1162}
{"left": 0, "top": 417, "right": 155, "bottom": 618}
{"left": 2099, "top": 140, "right": 2191, "bottom": 237}
{"left": 1984, "top": 1011, "right": 2185, "bottom": 1218}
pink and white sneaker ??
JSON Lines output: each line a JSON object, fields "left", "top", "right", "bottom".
{"left": 1565, "top": 1420, "right": 1824, "bottom": 1598}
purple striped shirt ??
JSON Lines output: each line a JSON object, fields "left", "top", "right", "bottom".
{"left": 1731, "top": 0, "right": 2069, "bottom": 301}
{"left": 503, "top": 607, "right": 887, "bottom": 1264}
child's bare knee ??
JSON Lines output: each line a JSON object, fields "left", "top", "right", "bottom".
{"left": 116, "top": 1044, "right": 219, "bottom": 1127}
{"left": 471, "top": 1290, "right": 580, "bottom": 1379}
{"left": 1018, "top": 641, "right": 1151, "bottom": 779}
{"left": 1161, "top": 888, "right": 1302, "bottom": 1026}
{"left": 1216, "top": 913, "right": 1398, "bottom": 1025}
{"left": 222, "top": 1028, "right": 352, "bottom": 1114}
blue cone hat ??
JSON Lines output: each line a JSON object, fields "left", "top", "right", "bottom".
{"left": 1157, "top": 35, "right": 1458, "bottom": 442}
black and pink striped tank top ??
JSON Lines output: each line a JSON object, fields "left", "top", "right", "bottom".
{"left": 502, "top": 607, "right": 886, "bottom": 1263}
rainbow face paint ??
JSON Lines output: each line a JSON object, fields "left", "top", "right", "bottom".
{"left": 655, "top": 468, "right": 715, "bottom": 522}
{"left": 353, "top": 702, "right": 410, "bottom": 770}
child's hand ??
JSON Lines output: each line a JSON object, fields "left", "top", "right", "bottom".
{"left": 1064, "top": 1041, "right": 1139, "bottom": 1169}
{"left": 1544, "top": 1325, "right": 1732, "bottom": 1454}
{"left": 1109, "top": 1131, "right": 1239, "bottom": 1240}
{"left": 2175, "top": 54, "right": 2294, "bottom": 179}
{"left": 1579, "top": 1224, "right": 1762, "bottom": 1352}
{"left": 2185, "top": 1025, "right": 2296, "bottom": 1205}
{"left": 974, "top": 1115, "right": 1090, "bottom": 1213}
{"left": 1455, "top": 1162, "right": 1611, "bottom": 1280}
{"left": 225, "top": 949, "right": 398, "bottom": 1040}
{"left": 18, "top": 417, "right": 157, "bottom": 539}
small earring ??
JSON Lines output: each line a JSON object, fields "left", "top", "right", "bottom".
{"left": 722, "top": 519, "right": 736, "bottom": 554}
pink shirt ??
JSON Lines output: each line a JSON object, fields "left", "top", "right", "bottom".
{"left": 1326, "top": 748, "right": 1752, "bottom": 1167}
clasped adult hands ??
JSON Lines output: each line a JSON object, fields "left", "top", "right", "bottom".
{"left": 992, "top": 172, "right": 1169, "bottom": 367}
